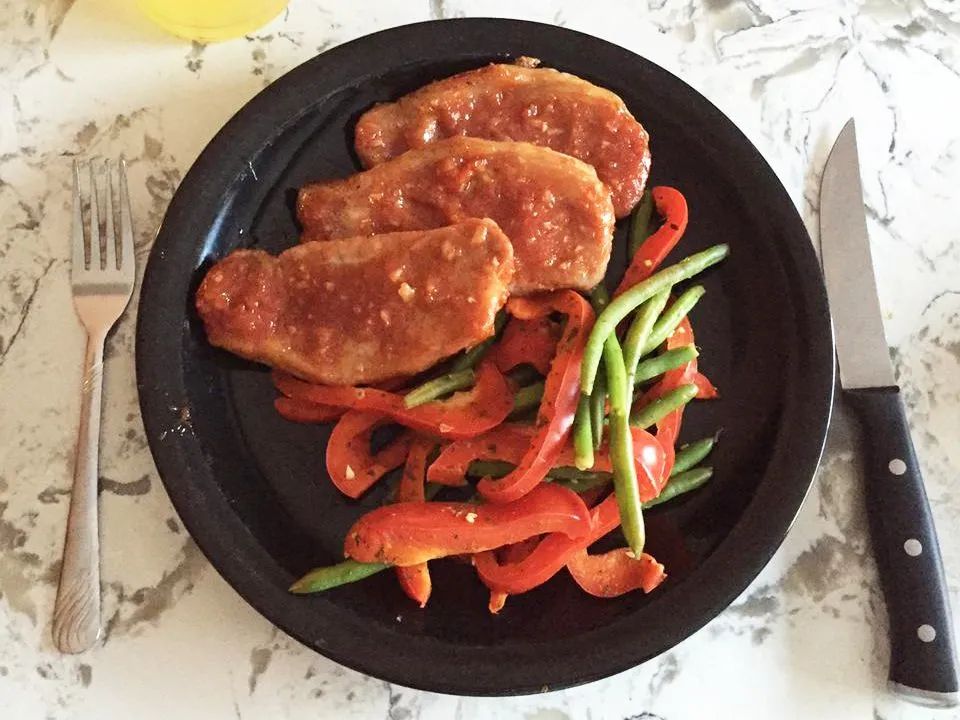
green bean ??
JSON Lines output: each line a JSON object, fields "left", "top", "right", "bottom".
{"left": 586, "top": 283, "right": 612, "bottom": 450}
{"left": 644, "top": 467, "right": 713, "bottom": 508}
{"left": 572, "top": 395, "right": 595, "bottom": 470}
{"left": 403, "top": 369, "right": 475, "bottom": 408}
{"left": 407, "top": 310, "right": 507, "bottom": 407}
{"left": 623, "top": 290, "right": 670, "bottom": 394}
{"left": 551, "top": 472, "right": 611, "bottom": 493}
{"left": 289, "top": 559, "right": 389, "bottom": 594}
{"left": 633, "top": 345, "right": 698, "bottom": 385}
{"left": 602, "top": 335, "right": 645, "bottom": 556}
{"left": 467, "top": 461, "right": 611, "bottom": 491}
{"left": 630, "top": 383, "right": 698, "bottom": 428}
{"left": 511, "top": 381, "right": 545, "bottom": 416}
{"left": 450, "top": 310, "right": 507, "bottom": 372}
{"left": 671, "top": 437, "right": 716, "bottom": 476}
{"left": 640, "top": 285, "right": 706, "bottom": 356}
{"left": 590, "top": 367, "right": 607, "bottom": 450}
{"left": 589, "top": 283, "right": 611, "bottom": 312}
{"left": 580, "top": 244, "right": 729, "bottom": 395}
{"left": 289, "top": 473, "right": 447, "bottom": 595}
{"left": 628, "top": 189, "right": 654, "bottom": 257}
{"left": 547, "top": 467, "right": 610, "bottom": 483}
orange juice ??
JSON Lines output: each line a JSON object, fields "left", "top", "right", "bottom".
{"left": 137, "top": 0, "right": 288, "bottom": 42}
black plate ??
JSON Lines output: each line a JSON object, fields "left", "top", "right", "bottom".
{"left": 136, "top": 19, "right": 834, "bottom": 695}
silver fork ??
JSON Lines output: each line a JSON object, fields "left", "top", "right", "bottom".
{"left": 53, "top": 159, "right": 135, "bottom": 653}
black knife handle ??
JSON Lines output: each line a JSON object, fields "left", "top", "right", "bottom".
{"left": 846, "top": 387, "right": 958, "bottom": 705}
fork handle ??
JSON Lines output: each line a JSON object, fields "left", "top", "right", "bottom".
{"left": 53, "top": 330, "right": 105, "bottom": 653}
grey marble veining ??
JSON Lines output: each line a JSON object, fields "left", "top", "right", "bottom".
{"left": 1, "top": 0, "right": 958, "bottom": 718}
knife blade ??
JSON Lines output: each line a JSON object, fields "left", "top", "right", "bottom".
{"left": 820, "top": 118, "right": 958, "bottom": 707}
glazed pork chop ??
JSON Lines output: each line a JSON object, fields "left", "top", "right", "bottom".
{"left": 195, "top": 219, "right": 514, "bottom": 386}
{"left": 297, "top": 137, "right": 614, "bottom": 295}
{"left": 354, "top": 63, "right": 651, "bottom": 218}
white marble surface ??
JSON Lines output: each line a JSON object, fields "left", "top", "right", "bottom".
{"left": 1, "top": 0, "right": 959, "bottom": 718}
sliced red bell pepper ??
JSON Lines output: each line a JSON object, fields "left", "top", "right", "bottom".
{"left": 488, "top": 591, "right": 508, "bottom": 615}
{"left": 275, "top": 396, "right": 343, "bottom": 424}
{"left": 475, "top": 494, "right": 618, "bottom": 594}
{"left": 566, "top": 547, "right": 666, "bottom": 597}
{"left": 427, "top": 424, "right": 533, "bottom": 485}
{"left": 429, "top": 423, "right": 666, "bottom": 500}
{"left": 477, "top": 291, "right": 594, "bottom": 504}
{"left": 396, "top": 563, "right": 431, "bottom": 609}
{"left": 491, "top": 316, "right": 561, "bottom": 376}
{"left": 476, "top": 313, "right": 706, "bottom": 595}
{"left": 325, "top": 411, "right": 412, "bottom": 499}
{"left": 273, "top": 359, "right": 512, "bottom": 439}
{"left": 487, "top": 537, "right": 539, "bottom": 614}
{"left": 273, "top": 376, "right": 411, "bottom": 425}
{"left": 614, "top": 186, "right": 689, "bottom": 297}
{"left": 693, "top": 371, "right": 718, "bottom": 399}
{"left": 344, "top": 483, "right": 591, "bottom": 567}
{"left": 395, "top": 439, "right": 434, "bottom": 608}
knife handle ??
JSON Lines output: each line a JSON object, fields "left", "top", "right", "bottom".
{"left": 846, "top": 387, "right": 958, "bottom": 706}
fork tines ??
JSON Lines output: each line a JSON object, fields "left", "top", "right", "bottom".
{"left": 71, "top": 159, "right": 135, "bottom": 283}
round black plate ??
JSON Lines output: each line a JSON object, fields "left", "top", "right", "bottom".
{"left": 136, "top": 19, "right": 834, "bottom": 695}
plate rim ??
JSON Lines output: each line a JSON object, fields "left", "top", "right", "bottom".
{"left": 135, "top": 17, "right": 835, "bottom": 695}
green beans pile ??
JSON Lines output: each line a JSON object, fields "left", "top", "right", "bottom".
{"left": 569, "top": 233, "right": 728, "bottom": 556}
{"left": 580, "top": 244, "right": 729, "bottom": 396}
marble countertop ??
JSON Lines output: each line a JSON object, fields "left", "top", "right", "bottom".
{"left": 2, "top": 0, "right": 959, "bottom": 718}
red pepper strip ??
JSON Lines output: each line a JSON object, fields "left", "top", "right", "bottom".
{"left": 273, "top": 376, "right": 410, "bottom": 425}
{"left": 491, "top": 316, "right": 561, "bottom": 376}
{"left": 396, "top": 563, "right": 431, "bottom": 609}
{"left": 429, "top": 423, "right": 666, "bottom": 500}
{"left": 273, "top": 359, "right": 512, "bottom": 439}
{"left": 477, "top": 291, "right": 594, "bottom": 503}
{"left": 475, "top": 494, "right": 618, "bottom": 594}
{"left": 325, "top": 411, "right": 412, "bottom": 499}
{"left": 274, "top": 397, "right": 343, "bottom": 424}
{"left": 693, "top": 372, "right": 718, "bottom": 399}
{"left": 474, "top": 442, "right": 668, "bottom": 596}
{"left": 427, "top": 424, "right": 533, "bottom": 485}
{"left": 395, "top": 439, "right": 434, "bottom": 608}
{"left": 566, "top": 548, "right": 666, "bottom": 597}
{"left": 476, "top": 313, "right": 699, "bottom": 593}
{"left": 487, "top": 537, "right": 539, "bottom": 614}
{"left": 344, "top": 483, "right": 591, "bottom": 567}
{"left": 614, "top": 186, "right": 689, "bottom": 297}
{"left": 488, "top": 591, "right": 507, "bottom": 615}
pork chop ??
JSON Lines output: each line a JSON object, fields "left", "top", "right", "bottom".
{"left": 195, "top": 219, "right": 514, "bottom": 386}
{"left": 354, "top": 63, "right": 651, "bottom": 218}
{"left": 297, "top": 137, "right": 614, "bottom": 295}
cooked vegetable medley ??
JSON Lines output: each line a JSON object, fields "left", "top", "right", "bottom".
{"left": 279, "top": 188, "right": 729, "bottom": 611}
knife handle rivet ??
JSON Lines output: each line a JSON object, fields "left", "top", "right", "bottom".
{"left": 888, "top": 458, "right": 907, "bottom": 475}
{"left": 904, "top": 538, "right": 923, "bottom": 557}
{"left": 918, "top": 625, "right": 937, "bottom": 643}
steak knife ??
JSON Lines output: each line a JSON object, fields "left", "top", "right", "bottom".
{"left": 820, "top": 118, "right": 958, "bottom": 706}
